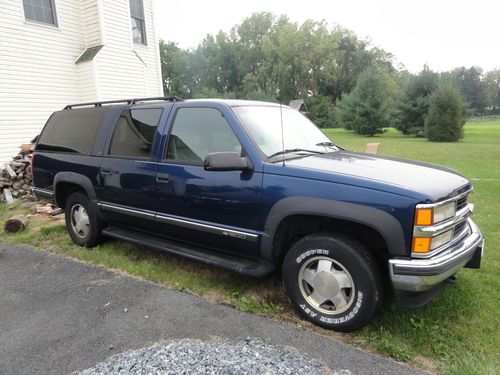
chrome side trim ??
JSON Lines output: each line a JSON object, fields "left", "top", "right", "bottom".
{"left": 156, "top": 213, "right": 259, "bottom": 242}
{"left": 97, "top": 202, "right": 155, "bottom": 220}
{"left": 390, "top": 218, "right": 483, "bottom": 292}
{"left": 97, "top": 202, "right": 259, "bottom": 242}
{"left": 33, "top": 187, "right": 54, "bottom": 197}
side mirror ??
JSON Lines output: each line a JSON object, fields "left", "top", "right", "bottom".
{"left": 204, "top": 152, "right": 252, "bottom": 171}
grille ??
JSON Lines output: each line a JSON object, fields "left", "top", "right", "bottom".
{"left": 456, "top": 195, "right": 468, "bottom": 211}
{"left": 453, "top": 221, "right": 467, "bottom": 238}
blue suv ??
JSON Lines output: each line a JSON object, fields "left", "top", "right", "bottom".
{"left": 32, "top": 97, "right": 484, "bottom": 331}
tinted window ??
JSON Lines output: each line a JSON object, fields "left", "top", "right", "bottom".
{"left": 37, "top": 107, "right": 107, "bottom": 154}
{"left": 23, "top": 0, "right": 57, "bottom": 25}
{"left": 166, "top": 108, "right": 241, "bottom": 162}
{"left": 109, "top": 108, "right": 162, "bottom": 158}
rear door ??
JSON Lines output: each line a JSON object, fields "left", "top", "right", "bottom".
{"left": 98, "top": 106, "right": 168, "bottom": 230}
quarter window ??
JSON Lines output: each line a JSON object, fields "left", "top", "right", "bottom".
{"left": 23, "top": 0, "right": 57, "bottom": 25}
{"left": 166, "top": 108, "right": 242, "bottom": 163}
{"left": 109, "top": 108, "right": 162, "bottom": 158}
{"left": 37, "top": 107, "right": 107, "bottom": 154}
{"left": 129, "top": 0, "right": 147, "bottom": 45}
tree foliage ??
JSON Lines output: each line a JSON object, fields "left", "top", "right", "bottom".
{"left": 159, "top": 12, "right": 498, "bottom": 141}
{"left": 449, "top": 66, "right": 487, "bottom": 115}
{"left": 335, "top": 69, "right": 393, "bottom": 136}
{"left": 484, "top": 68, "right": 500, "bottom": 110}
{"left": 159, "top": 12, "right": 394, "bottom": 106}
{"left": 394, "top": 66, "right": 439, "bottom": 136}
{"left": 425, "top": 83, "right": 465, "bottom": 142}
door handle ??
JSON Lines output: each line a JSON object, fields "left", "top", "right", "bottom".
{"left": 101, "top": 168, "right": 113, "bottom": 175}
{"left": 156, "top": 173, "right": 169, "bottom": 182}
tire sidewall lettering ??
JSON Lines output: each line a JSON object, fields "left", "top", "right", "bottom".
{"left": 296, "top": 249, "right": 329, "bottom": 263}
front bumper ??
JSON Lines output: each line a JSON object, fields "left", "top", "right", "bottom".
{"left": 389, "top": 218, "right": 484, "bottom": 292}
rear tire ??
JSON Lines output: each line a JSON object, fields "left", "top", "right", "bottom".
{"left": 282, "top": 233, "right": 383, "bottom": 332}
{"left": 65, "top": 192, "right": 103, "bottom": 247}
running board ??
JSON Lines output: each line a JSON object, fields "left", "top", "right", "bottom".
{"left": 102, "top": 226, "right": 274, "bottom": 277}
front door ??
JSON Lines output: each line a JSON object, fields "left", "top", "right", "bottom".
{"left": 155, "top": 106, "right": 263, "bottom": 257}
{"left": 98, "top": 107, "right": 164, "bottom": 230}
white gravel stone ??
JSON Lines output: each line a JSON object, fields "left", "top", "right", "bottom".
{"left": 79, "top": 338, "right": 352, "bottom": 375}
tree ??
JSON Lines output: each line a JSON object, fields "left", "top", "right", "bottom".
{"left": 305, "top": 96, "right": 336, "bottom": 128}
{"left": 159, "top": 40, "right": 190, "bottom": 97}
{"left": 450, "top": 66, "right": 487, "bottom": 115}
{"left": 425, "top": 83, "right": 465, "bottom": 142}
{"left": 395, "top": 66, "right": 439, "bottom": 136}
{"left": 335, "top": 69, "right": 393, "bottom": 136}
{"left": 158, "top": 13, "right": 397, "bottom": 112}
{"left": 484, "top": 68, "right": 500, "bottom": 110}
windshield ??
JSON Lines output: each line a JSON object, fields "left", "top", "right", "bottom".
{"left": 232, "top": 106, "right": 337, "bottom": 159}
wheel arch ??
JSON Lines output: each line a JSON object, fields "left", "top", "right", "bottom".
{"left": 261, "top": 197, "right": 408, "bottom": 261}
{"left": 53, "top": 172, "right": 97, "bottom": 209}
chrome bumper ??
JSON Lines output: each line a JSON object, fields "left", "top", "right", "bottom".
{"left": 389, "top": 218, "right": 484, "bottom": 292}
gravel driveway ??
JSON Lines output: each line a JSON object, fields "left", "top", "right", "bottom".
{"left": 0, "top": 243, "right": 424, "bottom": 375}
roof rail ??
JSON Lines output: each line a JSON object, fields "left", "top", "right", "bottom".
{"left": 63, "top": 96, "right": 184, "bottom": 109}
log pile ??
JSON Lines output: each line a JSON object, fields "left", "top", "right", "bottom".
{"left": 0, "top": 138, "right": 37, "bottom": 203}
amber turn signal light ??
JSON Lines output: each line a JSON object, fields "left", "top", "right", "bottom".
{"left": 412, "top": 237, "right": 431, "bottom": 253}
{"left": 415, "top": 208, "right": 433, "bottom": 226}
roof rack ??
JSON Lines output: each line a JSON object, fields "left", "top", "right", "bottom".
{"left": 63, "top": 96, "right": 184, "bottom": 109}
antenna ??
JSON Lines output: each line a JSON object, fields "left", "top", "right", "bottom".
{"left": 280, "top": 102, "right": 285, "bottom": 167}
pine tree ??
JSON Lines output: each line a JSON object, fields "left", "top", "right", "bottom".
{"left": 335, "top": 69, "right": 391, "bottom": 136}
{"left": 425, "top": 83, "right": 465, "bottom": 142}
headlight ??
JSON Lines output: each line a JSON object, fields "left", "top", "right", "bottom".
{"left": 433, "top": 202, "right": 456, "bottom": 224}
{"left": 412, "top": 201, "right": 458, "bottom": 255}
{"left": 414, "top": 202, "right": 456, "bottom": 226}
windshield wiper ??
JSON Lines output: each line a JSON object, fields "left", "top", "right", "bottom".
{"left": 316, "top": 141, "right": 343, "bottom": 151}
{"left": 268, "top": 148, "right": 324, "bottom": 159}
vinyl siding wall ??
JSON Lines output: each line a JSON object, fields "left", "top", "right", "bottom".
{"left": 96, "top": 0, "right": 163, "bottom": 100}
{"left": 0, "top": 0, "right": 163, "bottom": 164}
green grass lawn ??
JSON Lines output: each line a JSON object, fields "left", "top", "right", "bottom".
{"left": 1, "top": 118, "right": 499, "bottom": 374}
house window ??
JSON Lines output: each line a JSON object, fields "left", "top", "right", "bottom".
{"left": 23, "top": 0, "right": 57, "bottom": 25}
{"left": 129, "top": 0, "right": 147, "bottom": 45}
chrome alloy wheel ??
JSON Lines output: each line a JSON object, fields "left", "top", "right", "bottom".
{"left": 298, "top": 255, "right": 355, "bottom": 315}
{"left": 70, "top": 204, "right": 90, "bottom": 238}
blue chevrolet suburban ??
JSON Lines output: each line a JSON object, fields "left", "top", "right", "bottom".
{"left": 32, "top": 97, "right": 484, "bottom": 331}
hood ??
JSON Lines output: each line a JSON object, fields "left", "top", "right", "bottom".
{"left": 284, "top": 151, "right": 470, "bottom": 202}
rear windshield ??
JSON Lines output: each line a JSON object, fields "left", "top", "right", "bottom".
{"left": 37, "top": 107, "right": 108, "bottom": 154}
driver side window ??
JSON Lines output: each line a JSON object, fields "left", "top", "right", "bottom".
{"left": 166, "top": 107, "right": 242, "bottom": 162}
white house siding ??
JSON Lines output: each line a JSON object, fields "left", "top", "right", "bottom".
{"left": 0, "top": 0, "right": 84, "bottom": 163}
{"left": 96, "top": 0, "right": 163, "bottom": 100}
{"left": 80, "top": 0, "right": 101, "bottom": 46}
{"left": 0, "top": 0, "right": 163, "bottom": 164}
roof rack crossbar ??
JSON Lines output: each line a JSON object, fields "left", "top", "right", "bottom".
{"left": 64, "top": 96, "right": 183, "bottom": 109}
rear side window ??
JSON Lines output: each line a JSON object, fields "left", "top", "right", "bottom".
{"left": 37, "top": 107, "right": 108, "bottom": 154}
{"left": 108, "top": 108, "right": 163, "bottom": 159}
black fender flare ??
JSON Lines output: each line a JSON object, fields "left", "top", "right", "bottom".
{"left": 260, "top": 196, "right": 407, "bottom": 260}
{"left": 53, "top": 172, "right": 98, "bottom": 207}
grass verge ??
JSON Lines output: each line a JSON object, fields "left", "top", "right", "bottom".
{"left": 1, "top": 119, "right": 499, "bottom": 373}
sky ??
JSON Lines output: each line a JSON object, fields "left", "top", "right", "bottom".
{"left": 153, "top": 0, "right": 499, "bottom": 73}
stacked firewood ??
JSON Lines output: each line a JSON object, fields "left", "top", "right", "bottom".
{"left": 0, "top": 139, "right": 36, "bottom": 203}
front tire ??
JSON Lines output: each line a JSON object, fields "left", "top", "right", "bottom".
{"left": 65, "top": 192, "right": 103, "bottom": 247}
{"left": 282, "top": 233, "right": 382, "bottom": 332}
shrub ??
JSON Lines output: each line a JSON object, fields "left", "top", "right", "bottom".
{"left": 425, "top": 83, "right": 465, "bottom": 142}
